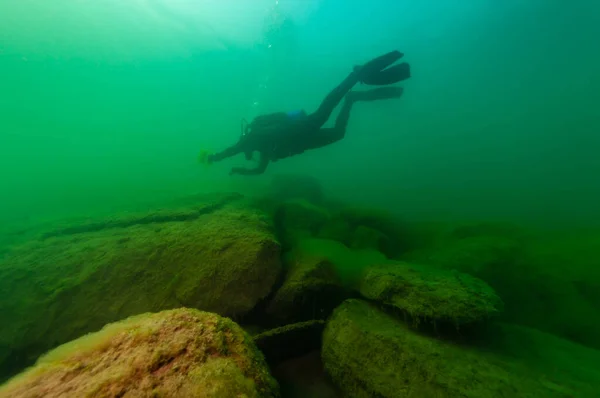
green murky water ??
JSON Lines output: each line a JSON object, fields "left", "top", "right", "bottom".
{"left": 1, "top": 1, "right": 600, "bottom": 396}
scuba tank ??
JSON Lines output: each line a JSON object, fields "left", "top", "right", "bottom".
{"left": 241, "top": 109, "right": 306, "bottom": 138}
{"left": 285, "top": 109, "right": 307, "bottom": 120}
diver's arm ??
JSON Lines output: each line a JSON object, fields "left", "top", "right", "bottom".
{"left": 209, "top": 142, "right": 243, "bottom": 163}
{"left": 230, "top": 152, "right": 269, "bottom": 176}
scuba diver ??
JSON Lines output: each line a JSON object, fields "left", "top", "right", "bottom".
{"left": 200, "top": 50, "right": 411, "bottom": 176}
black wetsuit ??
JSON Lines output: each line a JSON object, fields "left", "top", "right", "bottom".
{"left": 208, "top": 50, "right": 410, "bottom": 175}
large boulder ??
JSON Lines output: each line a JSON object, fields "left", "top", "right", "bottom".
{"left": 0, "top": 308, "right": 280, "bottom": 398}
{"left": 402, "top": 223, "right": 600, "bottom": 350}
{"left": 322, "top": 299, "right": 600, "bottom": 398}
{"left": 316, "top": 218, "right": 353, "bottom": 243}
{"left": 0, "top": 194, "right": 282, "bottom": 380}
{"left": 404, "top": 234, "right": 524, "bottom": 277}
{"left": 291, "top": 238, "right": 392, "bottom": 288}
{"left": 349, "top": 225, "right": 390, "bottom": 252}
{"left": 265, "top": 252, "right": 349, "bottom": 325}
{"left": 359, "top": 263, "right": 502, "bottom": 326}
{"left": 515, "top": 231, "right": 600, "bottom": 350}
{"left": 336, "top": 207, "right": 408, "bottom": 258}
{"left": 274, "top": 199, "right": 331, "bottom": 246}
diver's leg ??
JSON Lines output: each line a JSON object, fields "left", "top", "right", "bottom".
{"left": 302, "top": 99, "right": 354, "bottom": 150}
{"left": 346, "top": 86, "right": 404, "bottom": 103}
{"left": 303, "top": 86, "right": 405, "bottom": 151}
{"left": 302, "top": 128, "right": 345, "bottom": 150}
{"left": 304, "top": 71, "right": 361, "bottom": 129}
{"left": 332, "top": 87, "right": 404, "bottom": 132}
{"left": 305, "top": 51, "right": 404, "bottom": 129}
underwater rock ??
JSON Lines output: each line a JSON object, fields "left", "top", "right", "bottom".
{"left": 513, "top": 231, "right": 600, "bottom": 350}
{"left": 0, "top": 308, "right": 280, "bottom": 398}
{"left": 0, "top": 194, "right": 281, "bottom": 381}
{"left": 40, "top": 191, "right": 244, "bottom": 239}
{"left": 265, "top": 254, "right": 349, "bottom": 325}
{"left": 274, "top": 199, "right": 331, "bottom": 243}
{"left": 316, "top": 218, "right": 353, "bottom": 243}
{"left": 405, "top": 234, "right": 524, "bottom": 276}
{"left": 269, "top": 174, "right": 324, "bottom": 204}
{"left": 322, "top": 299, "right": 599, "bottom": 398}
{"left": 317, "top": 217, "right": 394, "bottom": 256}
{"left": 336, "top": 206, "right": 407, "bottom": 258}
{"left": 253, "top": 320, "right": 325, "bottom": 366}
{"left": 359, "top": 262, "right": 502, "bottom": 326}
{"left": 403, "top": 225, "right": 600, "bottom": 350}
{"left": 292, "top": 237, "right": 392, "bottom": 288}
{"left": 349, "top": 225, "right": 390, "bottom": 252}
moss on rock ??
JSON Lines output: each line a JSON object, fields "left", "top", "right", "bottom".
{"left": 265, "top": 252, "right": 349, "bottom": 324}
{"left": 0, "top": 194, "right": 282, "bottom": 381}
{"left": 402, "top": 223, "right": 600, "bottom": 350}
{"left": 322, "top": 299, "right": 600, "bottom": 398}
{"left": 350, "top": 225, "right": 390, "bottom": 252}
{"left": 405, "top": 234, "right": 524, "bottom": 277}
{"left": 274, "top": 200, "right": 331, "bottom": 245}
{"left": 337, "top": 206, "right": 407, "bottom": 257}
{"left": 359, "top": 263, "right": 502, "bottom": 326}
{"left": 292, "top": 238, "right": 392, "bottom": 288}
{"left": 316, "top": 218, "right": 353, "bottom": 243}
{"left": 0, "top": 308, "right": 280, "bottom": 398}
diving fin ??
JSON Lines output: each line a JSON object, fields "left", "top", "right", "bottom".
{"left": 348, "top": 87, "right": 404, "bottom": 102}
{"left": 360, "top": 62, "right": 411, "bottom": 86}
{"left": 355, "top": 50, "right": 404, "bottom": 76}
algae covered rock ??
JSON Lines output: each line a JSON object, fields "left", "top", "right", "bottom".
{"left": 316, "top": 218, "right": 353, "bottom": 243}
{"left": 0, "top": 308, "right": 280, "bottom": 398}
{"left": 402, "top": 223, "right": 600, "bottom": 350}
{"left": 349, "top": 225, "right": 390, "bottom": 252}
{"left": 265, "top": 253, "right": 349, "bottom": 324}
{"left": 292, "top": 237, "right": 392, "bottom": 287}
{"left": 359, "top": 263, "right": 502, "bottom": 325}
{"left": 406, "top": 234, "right": 524, "bottom": 277}
{"left": 315, "top": 206, "right": 408, "bottom": 258}
{"left": 275, "top": 199, "right": 331, "bottom": 242}
{"left": 337, "top": 206, "right": 407, "bottom": 257}
{"left": 322, "top": 299, "right": 598, "bottom": 398}
{"left": 0, "top": 194, "right": 282, "bottom": 380}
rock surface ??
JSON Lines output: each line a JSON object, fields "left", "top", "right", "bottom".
{"left": 322, "top": 299, "right": 600, "bottom": 398}
{"left": 349, "top": 225, "right": 390, "bottom": 252}
{"left": 337, "top": 207, "right": 407, "bottom": 257}
{"left": 275, "top": 199, "right": 331, "bottom": 243}
{"left": 359, "top": 262, "right": 502, "bottom": 326}
{"left": 0, "top": 308, "right": 280, "bottom": 398}
{"left": 403, "top": 223, "right": 600, "bottom": 350}
{"left": 0, "top": 194, "right": 282, "bottom": 380}
{"left": 265, "top": 253, "right": 348, "bottom": 324}
{"left": 291, "top": 238, "right": 391, "bottom": 287}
